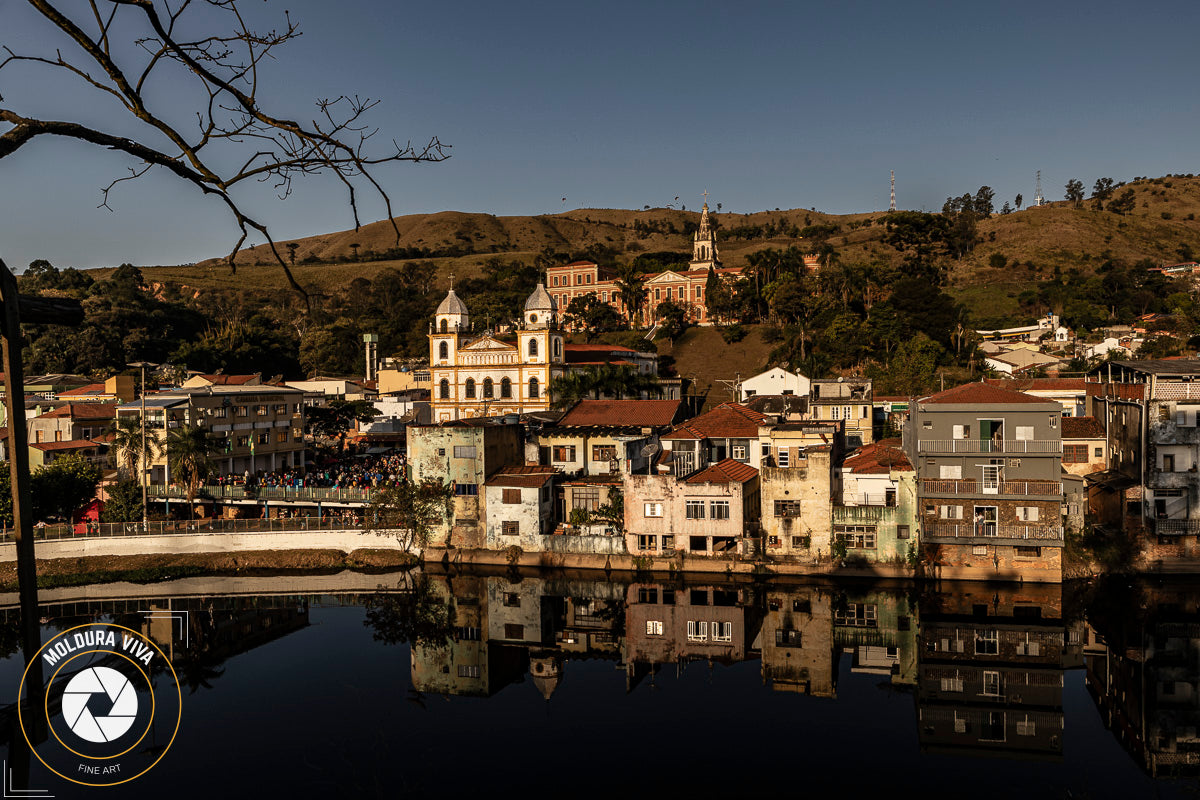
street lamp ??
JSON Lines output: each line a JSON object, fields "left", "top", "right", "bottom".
{"left": 128, "top": 362, "right": 155, "bottom": 528}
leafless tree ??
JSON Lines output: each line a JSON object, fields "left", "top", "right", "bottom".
{"left": 0, "top": 0, "right": 449, "bottom": 294}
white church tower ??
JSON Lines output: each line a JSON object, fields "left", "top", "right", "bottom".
{"left": 689, "top": 192, "right": 721, "bottom": 271}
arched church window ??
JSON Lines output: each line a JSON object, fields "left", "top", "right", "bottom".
{"left": 439, "top": 379, "right": 450, "bottom": 399}
{"left": 529, "top": 377, "right": 539, "bottom": 399}
{"left": 483, "top": 378, "right": 494, "bottom": 399}
{"left": 439, "top": 341, "right": 448, "bottom": 360}
{"left": 553, "top": 339, "right": 562, "bottom": 359}
{"left": 528, "top": 338, "right": 538, "bottom": 358}
{"left": 501, "top": 378, "right": 512, "bottom": 399}
{"left": 439, "top": 319, "right": 448, "bottom": 333}
{"left": 465, "top": 379, "right": 476, "bottom": 399}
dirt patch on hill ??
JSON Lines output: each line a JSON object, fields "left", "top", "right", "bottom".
{"left": 0, "top": 548, "right": 415, "bottom": 591}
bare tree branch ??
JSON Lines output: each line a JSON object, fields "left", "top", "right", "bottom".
{"left": 0, "top": 0, "right": 450, "bottom": 298}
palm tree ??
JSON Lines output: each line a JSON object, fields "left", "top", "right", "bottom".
{"left": 166, "top": 425, "right": 218, "bottom": 517}
{"left": 108, "top": 415, "right": 159, "bottom": 480}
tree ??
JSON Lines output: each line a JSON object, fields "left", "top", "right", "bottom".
{"left": 108, "top": 414, "right": 159, "bottom": 480}
{"left": 1000, "top": 201, "right": 1012, "bottom": 215}
{"left": 1107, "top": 188, "right": 1136, "bottom": 216}
{"left": 1015, "top": 193, "right": 1023, "bottom": 210}
{"left": 613, "top": 265, "right": 647, "bottom": 326}
{"left": 973, "top": 186, "right": 995, "bottom": 217}
{"left": 1065, "top": 179, "right": 1085, "bottom": 208}
{"left": 1092, "top": 177, "right": 1116, "bottom": 209}
{"left": 101, "top": 477, "right": 143, "bottom": 523}
{"left": 286, "top": 243, "right": 299, "bottom": 266}
{"left": 363, "top": 481, "right": 453, "bottom": 552}
{"left": 871, "top": 334, "right": 943, "bottom": 395}
{"left": 306, "top": 399, "right": 380, "bottom": 452}
{"left": 166, "top": 424, "right": 219, "bottom": 515}
{"left": 654, "top": 299, "right": 690, "bottom": 343}
{"left": 0, "top": 0, "right": 448, "bottom": 294}
{"left": 564, "top": 294, "right": 622, "bottom": 339}
{"left": 0, "top": 455, "right": 103, "bottom": 525}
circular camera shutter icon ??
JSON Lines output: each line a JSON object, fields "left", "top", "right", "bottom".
{"left": 60, "top": 666, "right": 139, "bottom": 743}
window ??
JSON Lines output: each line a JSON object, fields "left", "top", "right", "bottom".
{"left": 452, "top": 445, "right": 476, "bottom": 459}
{"left": 500, "top": 377, "right": 512, "bottom": 398}
{"left": 503, "top": 592, "right": 520, "bottom": 607}
{"left": 1049, "top": 415, "right": 1058, "bottom": 429}
{"left": 710, "top": 501, "right": 730, "bottom": 520}
{"left": 1016, "top": 506, "right": 1039, "bottom": 521}
{"left": 255, "top": 404, "right": 268, "bottom": 416}
{"left": 528, "top": 338, "right": 538, "bottom": 358}
{"left": 504, "top": 624, "right": 524, "bottom": 640}
{"left": 483, "top": 378, "right": 494, "bottom": 399}
{"left": 257, "top": 432, "right": 269, "bottom": 445}
{"left": 712, "top": 622, "right": 732, "bottom": 643}
{"left": 1015, "top": 425, "right": 1034, "bottom": 440}
{"left": 791, "top": 535, "right": 810, "bottom": 548}
{"left": 1015, "top": 637, "right": 1041, "bottom": 656}
{"left": 973, "top": 545, "right": 989, "bottom": 556}
{"left": 212, "top": 407, "right": 227, "bottom": 418}
{"left": 661, "top": 534, "right": 675, "bottom": 549}
{"left": 638, "top": 587, "right": 658, "bottom": 603}
{"left": 454, "top": 483, "right": 478, "bottom": 496}
{"left": 276, "top": 431, "right": 288, "bottom": 443}
{"left": 774, "top": 500, "right": 802, "bottom": 517}
{"left": 922, "top": 420, "right": 933, "bottom": 430}
{"left": 767, "top": 535, "right": 780, "bottom": 546}
{"left": 1015, "top": 546, "right": 1041, "bottom": 558}
{"left": 234, "top": 405, "right": 248, "bottom": 417}
{"left": 777, "top": 448, "right": 790, "bottom": 468}
{"left": 1063, "top": 444, "right": 1088, "bottom": 463}
{"left": 982, "top": 671, "right": 1001, "bottom": 697}
{"left": 645, "top": 620, "right": 663, "bottom": 636}
{"left": 457, "top": 665, "right": 481, "bottom": 678}
{"left": 637, "top": 534, "right": 658, "bottom": 550}
{"left": 528, "top": 377, "right": 539, "bottom": 399}
{"left": 685, "top": 500, "right": 706, "bottom": 519}
{"left": 975, "top": 630, "right": 999, "bottom": 655}
{"left": 731, "top": 444, "right": 747, "bottom": 460}
{"left": 834, "top": 603, "right": 877, "bottom": 627}
{"left": 571, "top": 486, "right": 600, "bottom": 513}
{"left": 939, "top": 505, "right": 963, "bottom": 519}
{"left": 897, "top": 525, "right": 910, "bottom": 540}
{"left": 1163, "top": 453, "right": 1176, "bottom": 472}
{"left": 686, "top": 621, "right": 708, "bottom": 642}
{"left": 776, "top": 629, "right": 802, "bottom": 647}
{"left": 592, "top": 444, "right": 617, "bottom": 462}
{"left": 831, "top": 405, "right": 840, "bottom": 420}
{"left": 836, "top": 525, "right": 877, "bottom": 549}
{"left": 439, "top": 379, "right": 450, "bottom": 399}
{"left": 941, "top": 675, "right": 964, "bottom": 693}
{"left": 502, "top": 489, "right": 521, "bottom": 504}
{"left": 643, "top": 503, "right": 663, "bottom": 517}
{"left": 1094, "top": 447, "right": 1103, "bottom": 458}
{"left": 940, "top": 465, "right": 963, "bottom": 480}
{"left": 236, "top": 435, "right": 250, "bottom": 447}
{"left": 553, "top": 445, "right": 576, "bottom": 462}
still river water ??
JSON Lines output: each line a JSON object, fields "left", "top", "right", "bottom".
{"left": 0, "top": 569, "right": 1197, "bottom": 798}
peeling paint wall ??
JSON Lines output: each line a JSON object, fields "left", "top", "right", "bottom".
{"left": 760, "top": 451, "right": 833, "bottom": 560}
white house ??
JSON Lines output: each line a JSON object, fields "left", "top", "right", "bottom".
{"left": 738, "top": 367, "right": 809, "bottom": 402}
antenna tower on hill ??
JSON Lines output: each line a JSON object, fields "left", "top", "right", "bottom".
{"left": 1034, "top": 170, "right": 1045, "bottom": 207}
{"left": 889, "top": 170, "right": 896, "bottom": 212}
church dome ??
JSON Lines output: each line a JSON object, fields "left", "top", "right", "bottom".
{"left": 524, "top": 283, "right": 556, "bottom": 313}
{"left": 436, "top": 289, "right": 469, "bottom": 316}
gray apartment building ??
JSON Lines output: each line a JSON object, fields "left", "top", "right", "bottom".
{"left": 905, "top": 383, "right": 1067, "bottom": 582}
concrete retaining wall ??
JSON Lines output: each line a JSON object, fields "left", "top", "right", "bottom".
{"left": 0, "top": 529, "right": 411, "bottom": 562}
{"left": 540, "top": 534, "right": 628, "bottom": 556}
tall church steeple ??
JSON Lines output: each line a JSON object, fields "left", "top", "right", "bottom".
{"left": 690, "top": 191, "right": 720, "bottom": 270}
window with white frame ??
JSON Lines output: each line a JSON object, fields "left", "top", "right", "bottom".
{"left": 982, "top": 670, "right": 1002, "bottom": 697}
{"left": 777, "top": 448, "right": 790, "bottom": 468}
{"left": 685, "top": 500, "right": 705, "bottom": 519}
{"left": 711, "top": 622, "right": 732, "bottom": 643}
{"left": 453, "top": 445, "right": 477, "bottom": 459}
{"left": 975, "top": 629, "right": 999, "bottom": 655}
{"left": 834, "top": 603, "right": 877, "bottom": 627}
{"left": 830, "top": 406, "right": 840, "bottom": 420}
{"left": 687, "top": 620, "right": 708, "bottom": 642}
{"left": 643, "top": 503, "right": 663, "bottom": 517}
{"left": 645, "top": 620, "right": 663, "bottom": 636}
{"left": 710, "top": 500, "right": 730, "bottom": 520}
{"left": 939, "top": 505, "right": 963, "bottom": 519}
{"left": 952, "top": 424, "right": 971, "bottom": 440}
{"left": 731, "top": 444, "right": 747, "bottom": 460}
{"left": 1015, "top": 425, "right": 1034, "bottom": 440}
{"left": 1016, "top": 506, "right": 1040, "bottom": 521}
{"left": 940, "top": 465, "right": 963, "bottom": 480}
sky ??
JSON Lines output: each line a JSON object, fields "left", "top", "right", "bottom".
{"left": 2, "top": 0, "right": 1199, "bottom": 270}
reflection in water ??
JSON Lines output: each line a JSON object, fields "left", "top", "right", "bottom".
{"left": 2, "top": 572, "right": 1198, "bottom": 790}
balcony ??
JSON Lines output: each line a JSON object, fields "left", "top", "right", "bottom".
{"left": 921, "top": 479, "right": 1063, "bottom": 498}
{"left": 1152, "top": 519, "right": 1200, "bottom": 536}
{"left": 918, "top": 439, "right": 1062, "bottom": 455}
{"left": 1153, "top": 383, "right": 1200, "bottom": 401}
{"left": 922, "top": 522, "right": 1063, "bottom": 544}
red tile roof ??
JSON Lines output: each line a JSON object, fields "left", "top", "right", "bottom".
{"left": 663, "top": 403, "right": 766, "bottom": 440}
{"left": 921, "top": 382, "right": 1049, "bottom": 405}
{"left": 485, "top": 465, "right": 557, "bottom": 488}
{"left": 558, "top": 399, "right": 682, "bottom": 428}
{"left": 984, "top": 378, "right": 1086, "bottom": 392}
{"left": 31, "top": 439, "right": 100, "bottom": 452}
{"left": 685, "top": 458, "right": 759, "bottom": 484}
{"left": 843, "top": 439, "right": 912, "bottom": 474}
{"left": 57, "top": 384, "right": 106, "bottom": 396}
{"left": 1061, "top": 416, "right": 1105, "bottom": 439}
{"left": 37, "top": 403, "right": 117, "bottom": 420}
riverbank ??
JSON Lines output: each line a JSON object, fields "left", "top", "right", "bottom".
{"left": 0, "top": 548, "right": 415, "bottom": 592}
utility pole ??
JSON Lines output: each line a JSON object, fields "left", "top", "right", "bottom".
{"left": 889, "top": 170, "right": 896, "bottom": 212}
{"left": 129, "top": 361, "right": 154, "bottom": 527}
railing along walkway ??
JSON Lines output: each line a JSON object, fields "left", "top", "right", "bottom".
{"left": 0, "top": 516, "right": 366, "bottom": 544}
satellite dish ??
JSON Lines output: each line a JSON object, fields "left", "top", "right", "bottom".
{"left": 640, "top": 442, "right": 661, "bottom": 475}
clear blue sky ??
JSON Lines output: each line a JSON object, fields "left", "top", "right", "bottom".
{"left": 2, "top": 0, "right": 1198, "bottom": 270}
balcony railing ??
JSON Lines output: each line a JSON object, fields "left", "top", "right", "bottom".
{"left": 922, "top": 522, "right": 1064, "bottom": 542}
{"left": 920, "top": 479, "right": 1062, "bottom": 497}
{"left": 918, "top": 439, "right": 1062, "bottom": 455}
{"left": 148, "top": 484, "right": 377, "bottom": 503}
{"left": 1152, "top": 519, "right": 1200, "bottom": 536}
{"left": 0, "top": 516, "right": 363, "bottom": 543}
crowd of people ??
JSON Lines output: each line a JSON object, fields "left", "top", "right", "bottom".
{"left": 210, "top": 452, "right": 408, "bottom": 491}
